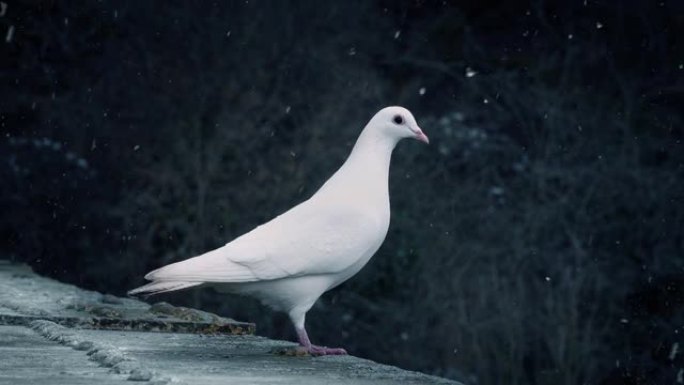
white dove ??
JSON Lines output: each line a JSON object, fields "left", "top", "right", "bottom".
{"left": 129, "top": 106, "right": 429, "bottom": 355}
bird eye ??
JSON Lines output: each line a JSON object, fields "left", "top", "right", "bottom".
{"left": 393, "top": 115, "right": 404, "bottom": 125}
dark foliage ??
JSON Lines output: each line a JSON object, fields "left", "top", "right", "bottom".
{"left": 1, "top": 1, "right": 683, "bottom": 384}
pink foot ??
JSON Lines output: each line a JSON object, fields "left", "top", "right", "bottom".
{"left": 307, "top": 344, "right": 347, "bottom": 356}
{"left": 293, "top": 327, "right": 348, "bottom": 356}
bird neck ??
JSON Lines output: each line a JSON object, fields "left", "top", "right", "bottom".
{"left": 313, "top": 128, "right": 397, "bottom": 204}
{"left": 345, "top": 129, "right": 397, "bottom": 177}
{"left": 333, "top": 129, "right": 397, "bottom": 200}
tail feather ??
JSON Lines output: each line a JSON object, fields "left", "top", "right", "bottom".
{"left": 127, "top": 280, "right": 202, "bottom": 297}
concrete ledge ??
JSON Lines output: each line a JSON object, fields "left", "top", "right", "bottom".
{"left": 0, "top": 260, "right": 254, "bottom": 335}
{"left": 0, "top": 261, "right": 461, "bottom": 385}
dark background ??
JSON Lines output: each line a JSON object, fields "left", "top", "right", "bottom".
{"left": 1, "top": 1, "right": 683, "bottom": 384}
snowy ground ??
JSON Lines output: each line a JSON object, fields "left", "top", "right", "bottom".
{"left": 0, "top": 261, "right": 460, "bottom": 385}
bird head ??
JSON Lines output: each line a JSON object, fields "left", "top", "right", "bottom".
{"left": 369, "top": 106, "right": 429, "bottom": 144}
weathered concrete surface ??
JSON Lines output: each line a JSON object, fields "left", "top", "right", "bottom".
{"left": 0, "top": 261, "right": 254, "bottom": 335}
{"left": 0, "top": 325, "right": 126, "bottom": 385}
{"left": 0, "top": 261, "right": 461, "bottom": 385}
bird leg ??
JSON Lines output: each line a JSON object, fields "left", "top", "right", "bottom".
{"left": 296, "top": 327, "right": 347, "bottom": 356}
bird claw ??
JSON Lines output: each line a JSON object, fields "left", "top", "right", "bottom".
{"left": 307, "top": 345, "right": 347, "bottom": 356}
{"left": 273, "top": 345, "right": 347, "bottom": 356}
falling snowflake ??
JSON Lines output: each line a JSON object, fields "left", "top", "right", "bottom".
{"left": 669, "top": 342, "right": 679, "bottom": 360}
{"left": 5, "top": 25, "right": 14, "bottom": 43}
{"left": 465, "top": 67, "right": 477, "bottom": 78}
{"left": 418, "top": 87, "right": 426, "bottom": 96}
{"left": 489, "top": 186, "right": 504, "bottom": 196}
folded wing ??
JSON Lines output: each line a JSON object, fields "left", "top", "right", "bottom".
{"left": 141, "top": 199, "right": 384, "bottom": 284}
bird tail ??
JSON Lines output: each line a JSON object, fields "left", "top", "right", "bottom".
{"left": 127, "top": 280, "right": 202, "bottom": 297}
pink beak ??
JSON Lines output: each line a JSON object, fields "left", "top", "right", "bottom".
{"left": 414, "top": 128, "right": 430, "bottom": 144}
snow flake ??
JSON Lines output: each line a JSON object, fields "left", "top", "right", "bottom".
{"left": 5, "top": 25, "right": 14, "bottom": 43}
{"left": 670, "top": 342, "right": 679, "bottom": 361}
{"left": 489, "top": 186, "right": 504, "bottom": 196}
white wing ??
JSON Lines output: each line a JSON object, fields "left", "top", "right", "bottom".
{"left": 144, "top": 198, "right": 387, "bottom": 283}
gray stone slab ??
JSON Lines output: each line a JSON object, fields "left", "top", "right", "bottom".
{"left": 0, "top": 261, "right": 254, "bottom": 335}
{"left": 0, "top": 260, "right": 462, "bottom": 385}
{"left": 28, "top": 320, "right": 457, "bottom": 385}
{"left": 0, "top": 325, "right": 126, "bottom": 385}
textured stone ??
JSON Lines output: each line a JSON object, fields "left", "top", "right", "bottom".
{"left": 0, "top": 261, "right": 462, "bottom": 385}
{"left": 0, "top": 261, "right": 254, "bottom": 335}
